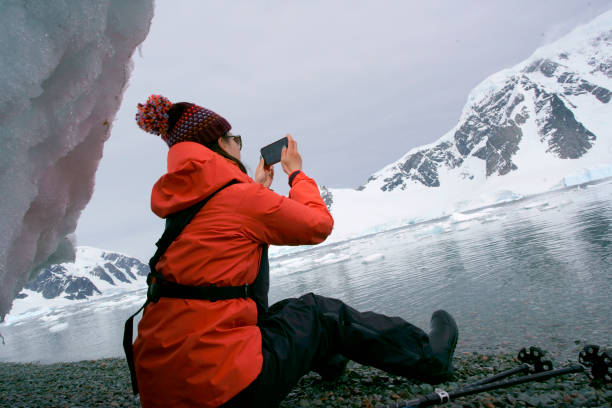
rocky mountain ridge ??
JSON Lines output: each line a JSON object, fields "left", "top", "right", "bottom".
{"left": 358, "top": 11, "right": 611, "bottom": 193}
{"left": 17, "top": 247, "right": 148, "bottom": 302}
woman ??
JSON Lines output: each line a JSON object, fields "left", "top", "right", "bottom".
{"left": 131, "top": 95, "right": 458, "bottom": 408}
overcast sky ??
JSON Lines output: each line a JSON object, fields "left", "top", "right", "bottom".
{"left": 76, "top": 0, "right": 612, "bottom": 260}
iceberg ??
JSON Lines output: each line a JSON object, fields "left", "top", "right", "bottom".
{"left": 561, "top": 164, "right": 612, "bottom": 187}
{"left": 0, "top": 0, "right": 154, "bottom": 321}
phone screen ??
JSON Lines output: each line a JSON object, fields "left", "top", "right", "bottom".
{"left": 260, "top": 137, "right": 288, "bottom": 166}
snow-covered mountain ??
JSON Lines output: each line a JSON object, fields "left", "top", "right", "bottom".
{"left": 362, "top": 19, "right": 610, "bottom": 193}
{"left": 11, "top": 247, "right": 148, "bottom": 315}
{"left": 320, "top": 10, "right": 612, "bottom": 244}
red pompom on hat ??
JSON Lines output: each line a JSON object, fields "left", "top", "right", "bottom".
{"left": 135, "top": 94, "right": 172, "bottom": 137}
{"left": 135, "top": 94, "right": 231, "bottom": 147}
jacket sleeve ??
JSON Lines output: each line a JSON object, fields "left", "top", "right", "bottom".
{"left": 238, "top": 171, "right": 334, "bottom": 246}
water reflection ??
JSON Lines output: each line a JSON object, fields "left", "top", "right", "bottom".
{"left": 577, "top": 202, "right": 612, "bottom": 251}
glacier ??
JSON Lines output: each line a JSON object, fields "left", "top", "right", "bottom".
{"left": 0, "top": 0, "right": 154, "bottom": 321}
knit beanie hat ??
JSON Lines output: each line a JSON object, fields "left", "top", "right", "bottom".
{"left": 135, "top": 94, "right": 231, "bottom": 147}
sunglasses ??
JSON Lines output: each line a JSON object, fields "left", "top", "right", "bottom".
{"left": 225, "top": 134, "right": 242, "bottom": 150}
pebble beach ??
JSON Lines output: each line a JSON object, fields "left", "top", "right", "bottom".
{"left": 1, "top": 351, "right": 610, "bottom": 407}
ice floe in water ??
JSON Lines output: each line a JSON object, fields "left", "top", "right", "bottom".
{"left": 522, "top": 201, "right": 550, "bottom": 209}
{"left": 362, "top": 253, "right": 385, "bottom": 264}
{"left": 270, "top": 251, "right": 354, "bottom": 277}
{"left": 318, "top": 253, "right": 351, "bottom": 266}
{"left": 48, "top": 322, "right": 69, "bottom": 333}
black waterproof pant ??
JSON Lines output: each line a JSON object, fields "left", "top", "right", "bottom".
{"left": 221, "top": 293, "right": 443, "bottom": 407}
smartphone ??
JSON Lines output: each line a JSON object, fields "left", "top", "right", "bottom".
{"left": 260, "top": 137, "right": 288, "bottom": 166}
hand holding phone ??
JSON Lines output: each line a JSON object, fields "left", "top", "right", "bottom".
{"left": 280, "top": 134, "right": 302, "bottom": 175}
{"left": 255, "top": 157, "right": 274, "bottom": 188}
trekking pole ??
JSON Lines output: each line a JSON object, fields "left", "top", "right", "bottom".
{"left": 467, "top": 363, "right": 530, "bottom": 386}
{"left": 456, "top": 347, "right": 538, "bottom": 388}
{"left": 383, "top": 345, "right": 611, "bottom": 408}
{"left": 386, "top": 365, "right": 586, "bottom": 408}
{"left": 459, "top": 346, "right": 548, "bottom": 388}
{"left": 444, "top": 346, "right": 552, "bottom": 398}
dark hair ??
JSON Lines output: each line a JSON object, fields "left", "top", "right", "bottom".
{"left": 167, "top": 102, "right": 247, "bottom": 175}
{"left": 210, "top": 139, "right": 248, "bottom": 174}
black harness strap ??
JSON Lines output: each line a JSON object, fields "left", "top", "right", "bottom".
{"left": 150, "top": 280, "right": 251, "bottom": 302}
{"left": 123, "top": 180, "right": 241, "bottom": 395}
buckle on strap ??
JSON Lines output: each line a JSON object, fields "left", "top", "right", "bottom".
{"left": 435, "top": 388, "right": 450, "bottom": 403}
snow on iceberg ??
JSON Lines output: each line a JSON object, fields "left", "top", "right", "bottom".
{"left": 561, "top": 164, "right": 612, "bottom": 187}
{"left": 0, "top": 1, "right": 154, "bottom": 321}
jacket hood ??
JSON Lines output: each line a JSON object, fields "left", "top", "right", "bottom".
{"left": 151, "top": 141, "right": 252, "bottom": 218}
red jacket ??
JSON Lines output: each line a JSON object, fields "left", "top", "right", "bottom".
{"left": 133, "top": 142, "right": 333, "bottom": 407}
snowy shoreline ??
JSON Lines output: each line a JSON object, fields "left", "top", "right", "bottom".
{"left": 270, "top": 174, "right": 612, "bottom": 260}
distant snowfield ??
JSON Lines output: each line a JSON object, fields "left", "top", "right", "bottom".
{"left": 4, "top": 286, "right": 145, "bottom": 326}
{"left": 269, "top": 169, "right": 612, "bottom": 259}
{"left": 328, "top": 165, "right": 612, "bottom": 245}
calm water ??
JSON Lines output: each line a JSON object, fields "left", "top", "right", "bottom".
{"left": 1, "top": 180, "right": 611, "bottom": 363}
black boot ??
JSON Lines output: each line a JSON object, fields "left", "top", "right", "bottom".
{"left": 314, "top": 354, "right": 349, "bottom": 381}
{"left": 427, "top": 310, "right": 458, "bottom": 381}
